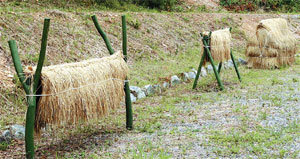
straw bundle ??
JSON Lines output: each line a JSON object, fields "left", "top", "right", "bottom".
{"left": 25, "top": 51, "right": 128, "bottom": 134}
{"left": 202, "top": 28, "right": 231, "bottom": 64}
{"left": 246, "top": 18, "right": 297, "bottom": 69}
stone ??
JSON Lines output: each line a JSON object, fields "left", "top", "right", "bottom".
{"left": 238, "top": 58, "right": 247, "bottom": 65}
{"left": 144, "top": 85, "right": 155, "bottom": 96}
{"left": 10, "top": 125, "right": 25, "bottom": 140}
{"left": 171, "top": 75, "right": 181, "bottom": 86}
{"left": 129, "top": 86, "right": 146, "bottom": 99}
{"left": 223, "top": 62, "right": 229, "bottom": 69}
{"left": 182, "top": 72, "right": 189, "bottom": 81}
{"left": 191, "top": 68, "right": 197, "bottom": 74}
{"left": 200, "top": 67, "right": 207, "bottom": 77}
{"left": 162, "top": 82, "right": 170, "bottom": 88}
{"left": 130, "top": 93, "right": 137, "bottom": 103}
{"left": 188, "top": 72, "right": 196, "bottom": 79}
{"left": 227, "top": 60, "right": 234, "bottom": 69}
{"left": 0, "top": 137, "right": 5, "bottom": 143}
{"left": 207, "top": 65, "right": 213, "bottom": 74}
{"left": 1, "top": 130, "right": 11, "bottom": 143}
{"left": 153, "top": 85, "right": 162, "bottom": 94}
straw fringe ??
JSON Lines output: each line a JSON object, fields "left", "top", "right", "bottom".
{"left": 246, "top": 18, "right": 297, "bottom": 69}
{"left": 25, "top": 51, "right": 128, "bottom": 134}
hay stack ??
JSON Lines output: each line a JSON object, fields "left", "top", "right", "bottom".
{"left": 246, "top": 18, "right": 297, "bottom": 69}
{"left": 25, "top": 51, "right": 128, "bottom": 134}
{"left": 202, "top": 28, "right": 231, "bottom": 64}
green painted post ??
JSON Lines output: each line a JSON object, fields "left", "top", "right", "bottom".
{"left": 230, "top": 50, "right": 242, "bottom": 82}
{"left": 122, "top": 15, "right": 133, "bottom": 130}
{"left": 9, "top": 40, "right": 36, "bottom": 159}
{"left": 33, "top": 18, "right": 50, "bottom": 92}
{"left": 8, "top": 18, "right": 50, "bottom": 159}
{"left": 192, "top": 51, "right": 206, "bottom": 89}
{"left": 218, "top": 62, "right": 222, "bottom": 74}
{"left": 8, "top": 40, "right": 30, "bottom": 95}
{"left": 203, "top": 36, "right": 224, "bottom": 91}
{"left": 92, "top": 15, "right": 115, "bottom": 55}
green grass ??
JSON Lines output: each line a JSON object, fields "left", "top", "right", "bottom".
{"left": 0, "top": 142, "right": 9, "bottom": 151}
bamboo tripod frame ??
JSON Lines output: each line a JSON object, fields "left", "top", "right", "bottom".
{"left": 8, "top": 15, "right": 133, "bottom": 158}
{"left": 192, "top": 31, "right": 242, "bottom": 90}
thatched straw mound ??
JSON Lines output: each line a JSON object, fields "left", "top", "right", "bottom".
{"left": 246, "top": 18, "right": 297, "bottom": 69}
{"left": 25, "top": 51, "right": 128, "bottom": 134}
{"left": 202, "top": 28, "right": 231, "bottom": 64}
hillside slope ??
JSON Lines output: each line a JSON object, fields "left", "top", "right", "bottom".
{"left": 0, "top": 11, "right": 299, "bottom": 89}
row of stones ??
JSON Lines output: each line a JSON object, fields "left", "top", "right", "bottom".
{"left": 129, "top": 58, "right": 247, "bottom": 102}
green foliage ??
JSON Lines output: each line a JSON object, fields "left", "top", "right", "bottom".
{"left": 219, "top": 0, "right": 300, "bottom": 12}
{"left": 94, "top": 0, "right": 179, "bottom": 11}
{"left": 0, "top": 142, "right": 8, "bottom": 151}
{"left": 138, "top": 0, "right": 179, "bottom": 11}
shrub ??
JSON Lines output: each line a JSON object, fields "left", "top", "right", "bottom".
{"left": 94, "top": 0, "right": 179, "bottom": 11}
{"left": 138, "top": 0, "right": 179, "bottom": 11}
{"left": 219, "top": 0, "right": 300, "bottom": 12}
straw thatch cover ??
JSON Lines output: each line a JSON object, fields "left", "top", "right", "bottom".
{"left": 202, "top": 28, "right": 231, "bottom": 64}
{"left": 246, "top": 18, "right": 297, "bottom": 69}
{"left": 26, "top": 51, "right": 128, "bottom": 134}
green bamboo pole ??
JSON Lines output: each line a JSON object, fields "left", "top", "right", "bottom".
{"left": 218, "top": 62, "right": 222, "bottom": 74}
{"left": 9, "top": 40, "right": 36, "bottom": 159}
{"left": 8, "top": 40, "right": 30, "bottom": 95}
{"left": 122, "top": 15, "right": 133, "bottom": 130}
{"left": 203, "top": 36, "right": 224, "bottom": 91}
{"left": 24, "top": 95, "right": 36, "bottom": 159}
{"left": 230, "top": 50, "right": 242, "bottom": 82}
{"left": 33, "top": 18, "right": 50, "bottom": 92}
{"left": 9, "top": 18, "right": 50, "bottom": 159}
{"left": 91, "top": 15, "right": 115, "bottom": 55}
{"left": 192, "top": 51, "right": 206, "bottom": 89}
{"left": 26, "top": 18, "right": 50, "bottom": 159}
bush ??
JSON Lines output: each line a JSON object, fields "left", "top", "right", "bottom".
{"left": 219, "top": 0, "right": 300, "bottom": 12}
{"left": 139, "top": 0, "right": 178, "bottom": 11}
{"left": 94, "top": 0, "right": 179, "bottom": 11}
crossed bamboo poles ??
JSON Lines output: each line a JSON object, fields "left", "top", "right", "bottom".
{"left": 192, "top": 29, "right": 242, "bottom": 91}
{"left": 8, "top": 15, "right": 133, "bottom": 159}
